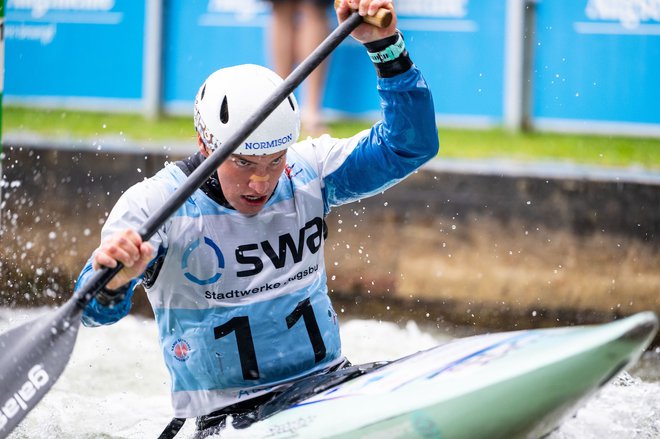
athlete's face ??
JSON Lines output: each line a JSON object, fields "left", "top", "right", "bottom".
{"left": 215, "top": 151, "right": 288, "bottom": 215}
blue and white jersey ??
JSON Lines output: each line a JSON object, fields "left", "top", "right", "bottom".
{"left": 75, "top": 65, "right": 439, "bottom": 418}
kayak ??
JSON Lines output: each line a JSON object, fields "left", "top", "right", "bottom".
{"left": 223, "top": 311, "right": 658, "bottom": 439}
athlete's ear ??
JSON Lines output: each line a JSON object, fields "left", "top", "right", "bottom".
{"left": 197, "top": 134, "right": 211, "bottom": 157}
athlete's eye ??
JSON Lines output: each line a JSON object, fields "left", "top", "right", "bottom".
{"left": 233, "top": 158, "right": 251, "bottom": 167}
{"left": 271, "top": 156, "right": 284, "bottom": 166}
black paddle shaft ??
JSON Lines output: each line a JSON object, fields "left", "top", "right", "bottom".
{"left": 74, "top": 11, "right": 368, "bottom": 309}
{"left": 0, "top": 10, "right": 384, "bottom": 439}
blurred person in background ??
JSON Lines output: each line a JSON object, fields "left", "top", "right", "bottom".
{"left": 265, "top": 0, "right": 332, "bottom": 136}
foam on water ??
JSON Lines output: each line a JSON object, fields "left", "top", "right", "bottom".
{"left": 1, "top": 308, "right": 658, "bottom": 439}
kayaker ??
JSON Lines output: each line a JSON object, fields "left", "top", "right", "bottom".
{"left": 74, "top": 0, "right": 439, "bottom": 437}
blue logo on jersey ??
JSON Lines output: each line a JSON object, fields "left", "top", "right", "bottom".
{"left": 181, "top": 237, "right": 225, "bottom": 285}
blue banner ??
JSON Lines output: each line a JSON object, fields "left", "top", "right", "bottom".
{"left": 163, "top": 0, "right": 507, "bottom": 122}
{"left": 163, "top": 0, "right": 271, "bottom": 112}
{"left": 2, "top": 0, "right": 512, "bottom": 124}
{"left": 5, "top": 0, "right": 657, "bottom": 134}
{"left": 324, "top": 0, "right": 507, "bottom": 121}
{"left": 5, "top": 0, "right": 145, "bottom": 101}
{"left": 533, "top": 0, "right": 660, "bottom": 125}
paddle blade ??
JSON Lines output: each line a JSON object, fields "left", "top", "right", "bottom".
{"left": 0, "top": 299, "right": 82, "bottom": 437}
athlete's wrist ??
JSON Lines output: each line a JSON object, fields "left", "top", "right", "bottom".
{"left": 96, "top": 284, "right": 130, "bottom": 308}
{"left": 364, "top": 30, "right": 413, "bottom": 78}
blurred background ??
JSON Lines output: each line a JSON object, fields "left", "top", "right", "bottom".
{"left": 4, "top": 0, "right": 660, "bottom": 132}
{"left": 1, "top": 0, "right": 659, "bottom": 338}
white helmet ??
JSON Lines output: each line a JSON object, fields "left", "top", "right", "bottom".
{"left": 194, "top": 64, "right": 300, "bottom": 155}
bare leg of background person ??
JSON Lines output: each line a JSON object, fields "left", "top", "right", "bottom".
{"left": 269, "top": 1, "right": 330, "bottom": 137}
{"left": 270, "top": 1, "right": 297, "bottom": 81}
{"left": 297, "top": 1, "right": 330, "bottom": 136}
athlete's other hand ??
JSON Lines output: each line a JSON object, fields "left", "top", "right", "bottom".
{"left": 92, "top": 228, "right": 154, "bottom": 290}
{"left": 336, "top": 0, "right": 397, "bottom": 44}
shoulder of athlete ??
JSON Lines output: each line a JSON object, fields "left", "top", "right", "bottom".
{"left": 123, "top": 164, "right": 182, "bottom": 200}
{"left": 286, "top": 136, "right": 335, "bottom": 167}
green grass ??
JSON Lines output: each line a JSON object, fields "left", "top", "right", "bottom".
{"left": 4, "top": 106, "right": 660, "bottom": 169}
{"left": 4, "top": 106, "right": 196, "bottom": 142}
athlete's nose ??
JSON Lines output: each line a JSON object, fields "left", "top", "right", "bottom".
{"left": 248, "top": 174, "right": 270, "bottom": 195}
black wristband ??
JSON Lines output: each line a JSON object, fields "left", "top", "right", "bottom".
{"left": 96, "top": 284, "right": 129, "bottom": 308}
{"left": 364, "top": 31, "right": 413, "bottom": 78}
{"left": 364, "top": 32, "right": 400, "bottom": 52}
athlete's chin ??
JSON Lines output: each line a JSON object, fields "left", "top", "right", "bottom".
{"left": 237, "top": 196, "right": 268, "bottom": 215}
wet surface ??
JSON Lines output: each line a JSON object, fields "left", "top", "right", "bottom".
{"left": 1, "top": 141, "right": 659, "bottom": 345}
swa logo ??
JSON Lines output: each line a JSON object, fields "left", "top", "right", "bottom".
{"left": 181, "top": 237, "right": 225, "bottom": 285}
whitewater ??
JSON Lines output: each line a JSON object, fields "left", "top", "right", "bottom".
{"left": 1, "top": 308, "right": 658, "bottom": 439}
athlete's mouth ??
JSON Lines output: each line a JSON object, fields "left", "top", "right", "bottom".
{"left": 242, "top": 195, "right": 267, "bottom": 204}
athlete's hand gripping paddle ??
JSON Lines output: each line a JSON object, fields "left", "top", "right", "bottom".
{"left": 334, "top": 0, "right": 393, "bottom": 28}
{"left": 0, "top": 5, "right": 392, "bottom": 438}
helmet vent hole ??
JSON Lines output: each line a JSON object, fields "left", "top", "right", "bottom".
{"left": 200, "top": 84, "right": 206, "bottom": 100}
{"left": 287, "top": 95, "right": 295, "bottom": 111}
{"left": 220, "top": 96, "right": 229, "bottom": 124}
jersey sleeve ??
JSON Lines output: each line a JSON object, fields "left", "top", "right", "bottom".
{"left": 74, "top": 167, "right": 178, "bottom": 327}
{"left": 294, "top": 65, "right": 439, "bottom": 213}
